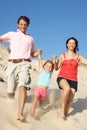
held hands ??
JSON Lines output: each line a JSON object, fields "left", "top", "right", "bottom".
{"left": 52, "top": 55, "right": 57, "bottom": 60}
{"left": 37, "top": 49, "right": 42, "bottom": 56}
{"left": 52, "top": 55, "right": 57, "bottom": 63}
{"left": 52, "top": 55, "right": 59, "bottom": 70}
{"left": 31, "top": 48, "right": 42, "bottom": 58}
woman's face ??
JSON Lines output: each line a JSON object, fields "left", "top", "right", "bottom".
{"left": 66, "top": 39, "right": 76, "bottom": 51}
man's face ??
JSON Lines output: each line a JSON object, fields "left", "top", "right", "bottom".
{"left": 18, "top": 19, "right": 28, "bottom": 33}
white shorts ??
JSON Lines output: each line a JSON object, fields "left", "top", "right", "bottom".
{"left": 6, "top": 61, "right": 31, "bottom": 93}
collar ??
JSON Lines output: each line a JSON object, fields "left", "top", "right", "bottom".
{"left": 17, "top": 29, "right": 27, "bottom": 35}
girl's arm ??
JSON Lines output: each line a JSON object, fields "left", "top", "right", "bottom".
{"left": 38, "top": 49, "right": 43, "bottom": 72}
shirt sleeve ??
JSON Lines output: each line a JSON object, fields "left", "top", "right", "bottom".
{"left": 1, "top": 32, "right": 12, "bottom": 42}
{"left": 31, "top": 38, "right": 36, "bottom": 54}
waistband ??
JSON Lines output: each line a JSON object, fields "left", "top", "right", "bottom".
{"left": 36, "top": 85, "right": 48, "bottom": 90}
{"left": 8, "top": 58, "right": 31, "bottom": 63}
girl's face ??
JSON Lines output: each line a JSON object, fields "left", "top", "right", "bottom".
{"left": 44, "top": 62, "right": 53, "bottom": 72}
{"left": 66, "top": 39, "right": 76, "bottom": 51}
{"left": 18, "top": 19, "right": 28, "bottom": 33}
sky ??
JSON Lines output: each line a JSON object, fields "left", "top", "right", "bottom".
{"left": 0, "top": 0, "right": 87, "bottom": 59}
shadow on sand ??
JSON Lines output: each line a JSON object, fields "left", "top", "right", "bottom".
{"left": 68, "top": 97, "right": 87, "bottom": 116}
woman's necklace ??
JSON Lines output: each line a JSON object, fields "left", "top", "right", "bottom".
{"left": 67, "top": 52, "right": 75, "bottom": 59}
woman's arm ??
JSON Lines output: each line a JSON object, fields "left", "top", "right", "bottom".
{"left": 79, "top": 55, "right": 87, "bottom": 64}
{"left": 52, "top": 55, "right": 58, "bottom": 70}
{"left": 52, "top": 54, "right": 63, "bottom": 70}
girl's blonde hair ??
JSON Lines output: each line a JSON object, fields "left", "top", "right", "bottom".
{"left": 43, "top": 60, "right": 54, "bottom": 72}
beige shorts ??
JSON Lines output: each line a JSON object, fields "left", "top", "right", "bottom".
{"left": 6, "top": 61, "right": 31, "bottom": 93}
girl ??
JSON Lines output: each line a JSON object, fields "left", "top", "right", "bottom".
{"left": 31, "top": 52, "right": 54, "bottom": 117}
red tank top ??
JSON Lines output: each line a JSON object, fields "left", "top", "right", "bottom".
{"left": 58, "top": 53, "right": 79, "bottom": 81}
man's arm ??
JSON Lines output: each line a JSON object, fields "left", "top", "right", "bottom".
{"left": 31, "top": 51, "right": 39, "bottom": 58}
{"left": 31, "top": 49, "right": 42, "bottom": 58}
{"left": 0, "top": 36, "right": 3, "bottom": 42}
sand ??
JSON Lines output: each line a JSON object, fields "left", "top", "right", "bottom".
{"left": 0, "top": 44, "right": 87, "bottom": 130}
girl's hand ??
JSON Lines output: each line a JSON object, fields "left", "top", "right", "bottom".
{"left": 52, "top": 55, "right": 57, "bottom": 60}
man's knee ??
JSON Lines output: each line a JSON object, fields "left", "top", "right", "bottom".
{"left": 19, "top": 86, "right": 27, "bottom": 92}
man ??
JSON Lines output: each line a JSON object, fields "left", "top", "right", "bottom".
{"left": 0, "top": 16, "right": 42, "bottom": 122}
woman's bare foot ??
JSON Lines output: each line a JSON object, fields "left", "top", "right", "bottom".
{"left": 60, "top": 108, "right": 67, "bottom": 120}
{"left": 30, "top": 112, "right": 34, "bottom": 117}
{"left": 17, "top": 115, "right": 24, "bottom": 122}
{"left": 65, "top": 105, "right": 70, "bottom": 116}
{"left": 62, "top": 116, "right": 67, "bottom": 120}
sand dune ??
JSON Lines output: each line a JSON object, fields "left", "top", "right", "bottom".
{"left": 0, "top": 44, "right": 87, "bottom": 130}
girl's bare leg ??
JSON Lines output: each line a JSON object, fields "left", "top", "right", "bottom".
{"left": 31, "top": 96, "right": 39, "bottom": 117}
{"left": 39, "top": 100, "right": 44, "bottom": 107}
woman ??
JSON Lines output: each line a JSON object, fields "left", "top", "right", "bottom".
{"left": 53, "top": 37, "right": 87, "bottom": 120}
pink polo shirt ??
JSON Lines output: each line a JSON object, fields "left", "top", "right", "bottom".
{"left": 1, "top": 29, "right": 35, "bottom": 59}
